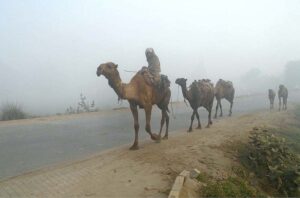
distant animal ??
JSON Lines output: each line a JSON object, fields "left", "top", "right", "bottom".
{"left": 97, "top": 62, "right": 171, "bottom": 150}
{"left": 214, "top": 79, "right": 235, "bottom": 118}
{"left": 268, "top": 89, "right": 276, "bottom": 109}
{"left": 175, "top": 78, "right": 214, "bottom": 132}
{"left": 278, "top": 84, "right": 288, "bottom": 111}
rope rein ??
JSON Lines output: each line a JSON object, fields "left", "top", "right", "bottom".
{"left": 170, "top": 96, "right": 176, "bottom": 119}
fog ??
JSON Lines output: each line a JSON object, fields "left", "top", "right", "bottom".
{"left": 0, "top": 0, "right": 299, "bottom": 115}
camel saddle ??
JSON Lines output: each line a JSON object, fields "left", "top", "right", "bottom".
{"left": 138, "top": 66, "right": 170, "bottom": 91}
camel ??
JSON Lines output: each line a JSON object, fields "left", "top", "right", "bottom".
{"left": 278, "top": 84, "right": 288, "bottom": 111}
{"left": 214, "top": 79, "right": 235, "bottom": 118}
{"left": 175, "top": 78, "right": 214, "bottom": 132}
{"left": 96, "top": 62, "right": 171, "bottom": 150}
{"left": 268, "top": 89, "right": 276, "bottom": 110}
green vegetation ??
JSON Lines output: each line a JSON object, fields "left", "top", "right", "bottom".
{"left": 272, "top": 105, "right": 300, "bottom": 154}
{"left": 200, "top": 176, "right": 262, "bottom": 198}
{"left": 240, "top": 128, "right": 300, "bottom": 197}
{"left": 1, "top": 102, "right": 27, "bottom": 121}
{"left": 197, "top": 106, "right": 300, "bottom": 197}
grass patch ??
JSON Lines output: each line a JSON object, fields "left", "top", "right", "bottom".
{"left": 196, "top": 172, "right": 211, "bottom": 183}
{"left": 200, "top": 176, "right": 263, "bottom": 197}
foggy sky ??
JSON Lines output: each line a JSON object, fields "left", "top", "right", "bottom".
{"left": 0, "top": 0, "right": 299, "bottom": 115}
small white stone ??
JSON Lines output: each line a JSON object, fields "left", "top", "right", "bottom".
{"left": 190, "top": 169, "right": 201, "bottom": 179}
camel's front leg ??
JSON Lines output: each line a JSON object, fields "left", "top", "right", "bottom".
{"left": 229, "top": 101, "right": 233, "bottom": 116}
{"left": 188, "top": 110, "right": 196, "bottom": 132}
{"left": 207, "top": 105, "right": 213, "bottom": 128}
{"left": 145, "top": 105, "right": 159, "bottom": 141}
{"left": 195, "top": 110, "right": 201, "bottom": 129}
{"left": 129, "top": 102, "right": 139, "bottom": 150}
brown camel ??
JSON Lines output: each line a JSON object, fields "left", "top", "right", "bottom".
{"left": 278, "top": 84, "right": 288, "bottom": 111}
{"left": 97, "top": 62, "right": 171, "bottom": 150}
{"left": 214, "top": 79, "right": 235, "bottom": 118}
{"left": 175, "top": 78, "right": 214, "bottom": 132}
{"left": 268, "top": 89, "right": 276, "bottom": 110}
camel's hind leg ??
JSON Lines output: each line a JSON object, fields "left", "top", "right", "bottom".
{"left": 188, "top": 110, "right": 196, "bottom": 132}
{"left": 195, "top": 110, "right": 201, "bottom": 129}
{"left": 283, "top": 97, "right": 287, "bottom": 110}
{"left": 208, "top": 102, "right": 213, "bottom": 127}
{"left": 129, "top": 102, "right": 139, "bottom": 150}
{"left": 229, "top": 101, "right": 233, "bottom": 116}
{"left": 163, "top": 110, "right": 169, "bottom": 139}
{"left": 279, "top": 97, "right": 282, "bottom": 111}
{"left": 219, "top": 101, "right": 223, "bottom": 117}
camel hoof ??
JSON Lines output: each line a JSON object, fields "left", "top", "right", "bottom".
{"left": 187, "top": 129, "right": 193, "bottom": 132}
{"left": 196, "top": 126, "right": 202, "bottom": 130}
{"left": 162, "top": 136, "right": 168, "bottom": 140}
{"left": 210, "top": 121, "right": 213, "bottom": 125}
{"left": 151, "top": 133, "right": 159, "bottom": 141}
{"left": 155, "top": 137, "right": 161, "bottom": 143}
{"left": 129, "top": 145, "right": 139, "bottom": 150}
{"left": 206, "top": 125, "right": 210, "bottom": 128}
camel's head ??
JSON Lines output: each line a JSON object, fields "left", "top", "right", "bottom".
{"left": 96, "top": 62, "right": 119, "bottom": 78}
{"left": 175, "top": 78, "right": 187, "bottom": 87}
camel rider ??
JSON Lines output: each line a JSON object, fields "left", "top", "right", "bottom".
{"left": 145, "top": 48, "right": 161, "bottom": 86}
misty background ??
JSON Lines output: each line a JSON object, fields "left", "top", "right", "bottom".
{"left": 0, "top": 0, "right": 299, "bottom": 115}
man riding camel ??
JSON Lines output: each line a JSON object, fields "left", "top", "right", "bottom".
{"left": 145, "top": 48, "right": 161, "bottom": 86}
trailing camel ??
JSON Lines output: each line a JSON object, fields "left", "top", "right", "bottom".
{"left": 278, "top": 84, "right": 288, "bottom": 111}
{"left": 268, "top": 89, "right": 276, "bottom": 110}
{"left": 175, "top": 78, "right": 214, "bottom": 132}
{"left": 214, "top": 79, "right": 235, "bottom": 118}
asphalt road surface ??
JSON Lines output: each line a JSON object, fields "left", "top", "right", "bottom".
{"left": 0, "top": 92, "right": 299, "bottom": 181}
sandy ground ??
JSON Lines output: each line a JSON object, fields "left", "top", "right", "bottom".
{"left": 0, "top": 109, "right": 291, "bottom": 198}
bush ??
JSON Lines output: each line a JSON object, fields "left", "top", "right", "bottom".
{"left": 65, "top": 93, "right": 97, "bottom": 114}
{"left": 247, "top": 128, "right": 300, "bottom": 197}
{"left": 1, "top": 103, "right": 26, "bottom": 121}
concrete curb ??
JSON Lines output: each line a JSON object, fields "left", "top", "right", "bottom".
{"left": 168, "top": 169, "right": 201, "bottom": 198}
{"left": 168, "top": 170, "right": 190, "bottom": 198}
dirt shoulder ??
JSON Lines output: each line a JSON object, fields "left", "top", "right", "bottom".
{"left": 0, "top": 109, "right": 291, "bottom": 198}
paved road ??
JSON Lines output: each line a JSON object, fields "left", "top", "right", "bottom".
{"left": 0, "top": 92, "right": 299, "bottom": 181}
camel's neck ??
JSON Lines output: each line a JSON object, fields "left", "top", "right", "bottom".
{"left": 107, "top": 74, "right": 125, "bottom": 99}
{"left": 107, "top": 74, "right": 135, "bottom": 100}
{"left": 179, "top": 84, "right": 190, "bottom": 101}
